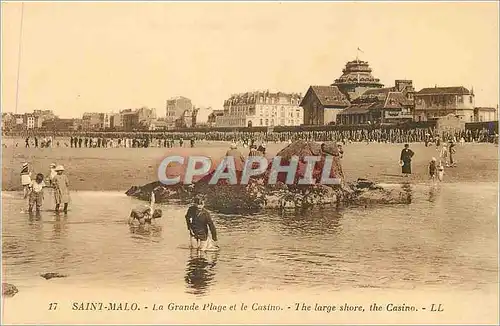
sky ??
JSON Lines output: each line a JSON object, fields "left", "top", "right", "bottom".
{"left": 2, "top": 1, "right": 499, "bottom": 120}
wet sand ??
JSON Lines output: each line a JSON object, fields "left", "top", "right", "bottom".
{"left": 2, "top": 140, "right": 498, "bottom": 191}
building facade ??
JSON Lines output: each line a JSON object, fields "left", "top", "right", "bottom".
{"left": 82, "top": 113, "right": 102, "bottom": 130}
{"left": 32, "top": 110, "right": 56, "bottom": 128}
{"left": 337, "top": 89, "right": 414, "bottom": 125}
{"left": 166, "top": 97, "right": 193, "bottom": 126}
{"left": 175, "top": 107, "right": 197, "bottom": 128}
{"left": 42, "top": 118, "right": 80, "bottom": 132}
{"left": 121, "top": 110, "right": 140, "bottom": 131}
{"left": 24, "top": 114, "right": 36, "bottom": 129}
{"left": 300, "top": 86, "right": 350, "bottom": 125}
{"left": 110, "top": 113, "right": 123, "bottom": 130}
{"left": 216, "top": 91, "right": 303, "bottom": 127}
{"left": 474, "top": 107, "right": 497, "bottom": 122}
{"left": 301, "top": 57, "right": 415, "bottom": 126}
{"left": 207, "top": 110, "right": 224, "bottom": 127}
{"left": 414, "top": 86, "right": 475, "bottom": 122}
{"left": 332, "top": 59, "right": 384, "bottom": 101}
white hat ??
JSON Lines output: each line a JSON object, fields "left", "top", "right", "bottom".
{"left": 50, "top": 163, "right": 56, "bottom": 167}
{"left": 55, "top": 165, "right": 65, "bottom": 171}
{"left": 261, "top": 143, "right": 266, "bottom": 148}
{"left": 431, "top": 157, "right": 436, "bottom": 161}
{"left": 22, "top": 162, "right": 28, "bottom": 167}
{"left": 230, "top": 143, "right": 237, "bottom": 149}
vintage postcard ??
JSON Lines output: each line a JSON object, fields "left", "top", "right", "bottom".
{"left": 1, "top": 1, "right": 499, "bottom": 325}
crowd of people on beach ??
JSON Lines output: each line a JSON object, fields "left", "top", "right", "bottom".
{"left": 398, "top": 135, "right": 459, "bottom": 184}
{"left": 5, "top": 125, "right": 498, "bottom": 149}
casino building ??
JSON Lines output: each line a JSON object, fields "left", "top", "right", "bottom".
{"left": 301, "top": 58, "right": 415, "bottom": 125}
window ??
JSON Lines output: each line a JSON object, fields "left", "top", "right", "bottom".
{"left": 260, "top": 119, "right": 263, "bottom": 125}
{"left": 469, "top": 96, "right": 473, "bottom": 104}
{"left": 265, "top": 119, "right": 268, "bottom": 126}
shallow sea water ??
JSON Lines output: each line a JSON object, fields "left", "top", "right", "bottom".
{"left": 2, "top": 182, "right": 498, "bottom": 296}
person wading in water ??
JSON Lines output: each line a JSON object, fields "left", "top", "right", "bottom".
{"left": 53, "top": 165, "right": 70, "bottom": 213}
{"left": 185, "top": 197, "right": 219, "bottom": 251}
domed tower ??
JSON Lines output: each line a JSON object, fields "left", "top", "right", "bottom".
{"left": 332, "top": 59, "right": 384, "bottom": 101}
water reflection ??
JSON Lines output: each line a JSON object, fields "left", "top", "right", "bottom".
{"left": 184, "top": 249, "right": 218, "bottom": 296}
{"left": 401, "top": 182, "right": 413, "bottom": 203}
{"left": 52, "top": 215, "right": 69, "bottom": 240}
{"left": 428, "top": 185, "right": 439, "bottom": 203}
{"left": 28, "top": 210, "right": 42, "bottom": 224}
{"left": 278, "top": 209, "right": 343, "bottom": 236}
{"left": 128, "top": 224, "right": 163, "bottom": 238}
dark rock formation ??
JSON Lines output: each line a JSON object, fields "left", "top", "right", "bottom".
{"left": 125, "top": 141, "right": 410, "bottom": 214}
{"left": 2, "top": 283, "right": 18, "bottom": 297}
{"left": 40, "top": 272, "right": 68, "bottom": 280}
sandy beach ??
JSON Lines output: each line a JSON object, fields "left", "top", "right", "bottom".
{"left": 2, "top": 140, "right": 498, "bottom": 191}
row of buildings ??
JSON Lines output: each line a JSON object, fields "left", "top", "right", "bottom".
{"left": 211, "top": 58, "right": 497, "bottom": 128}
{"left": 2, "top": 102, "right": 201, "bottom": 132}
{"left": 3, "top": 57, "right": 497, "bottom": 132}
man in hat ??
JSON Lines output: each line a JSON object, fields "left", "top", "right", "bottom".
{"left": 185, "top": 196, "right": 218, "bottom": 251}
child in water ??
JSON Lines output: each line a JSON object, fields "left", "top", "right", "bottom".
{"left": 47, "top": 163, "right": 57, "bottom": 187}
{"left": 128, "top": 191, "right": 162, "bottom": 225}
{"left": 128, "top": 207, "right": 163, "bottom": 225}
{"left": 21, "top": 162, "right": 32, "bottom": 198}
{"left": 28, "top": 173, "right": 45, "bottom": 214}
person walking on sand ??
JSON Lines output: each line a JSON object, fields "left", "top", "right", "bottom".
{"left": 399, "top": 144, "right": 414, "bottom": 177}
{"left": 21, "top": 162, "right": 32, "bottom": 198}
{"left": 248, "top": 144, "right": 259, "bottom": 157}
{"left": 185, "top": 197, "right": 219, "bottom": 251}
{"left": 448, "top": 140, "right": 457, "bottom": 167}
{"left": 225, "top": 143, "right": 246, "bottom": 171}
{"left": 440, "top": 143, "right": 449, "bottom": 167}
{"left": 429, "top": 157, "right": 437, "bottom": 183}
{"left": 53, "top": 165, "right": 70, "bottom": 213}
{"left": 28, "top": 173, "right": 45, "bottom": 214}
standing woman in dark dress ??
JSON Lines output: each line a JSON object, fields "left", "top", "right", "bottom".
{"left": 400, "top": 144, "right": 414, "bottom": 177}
